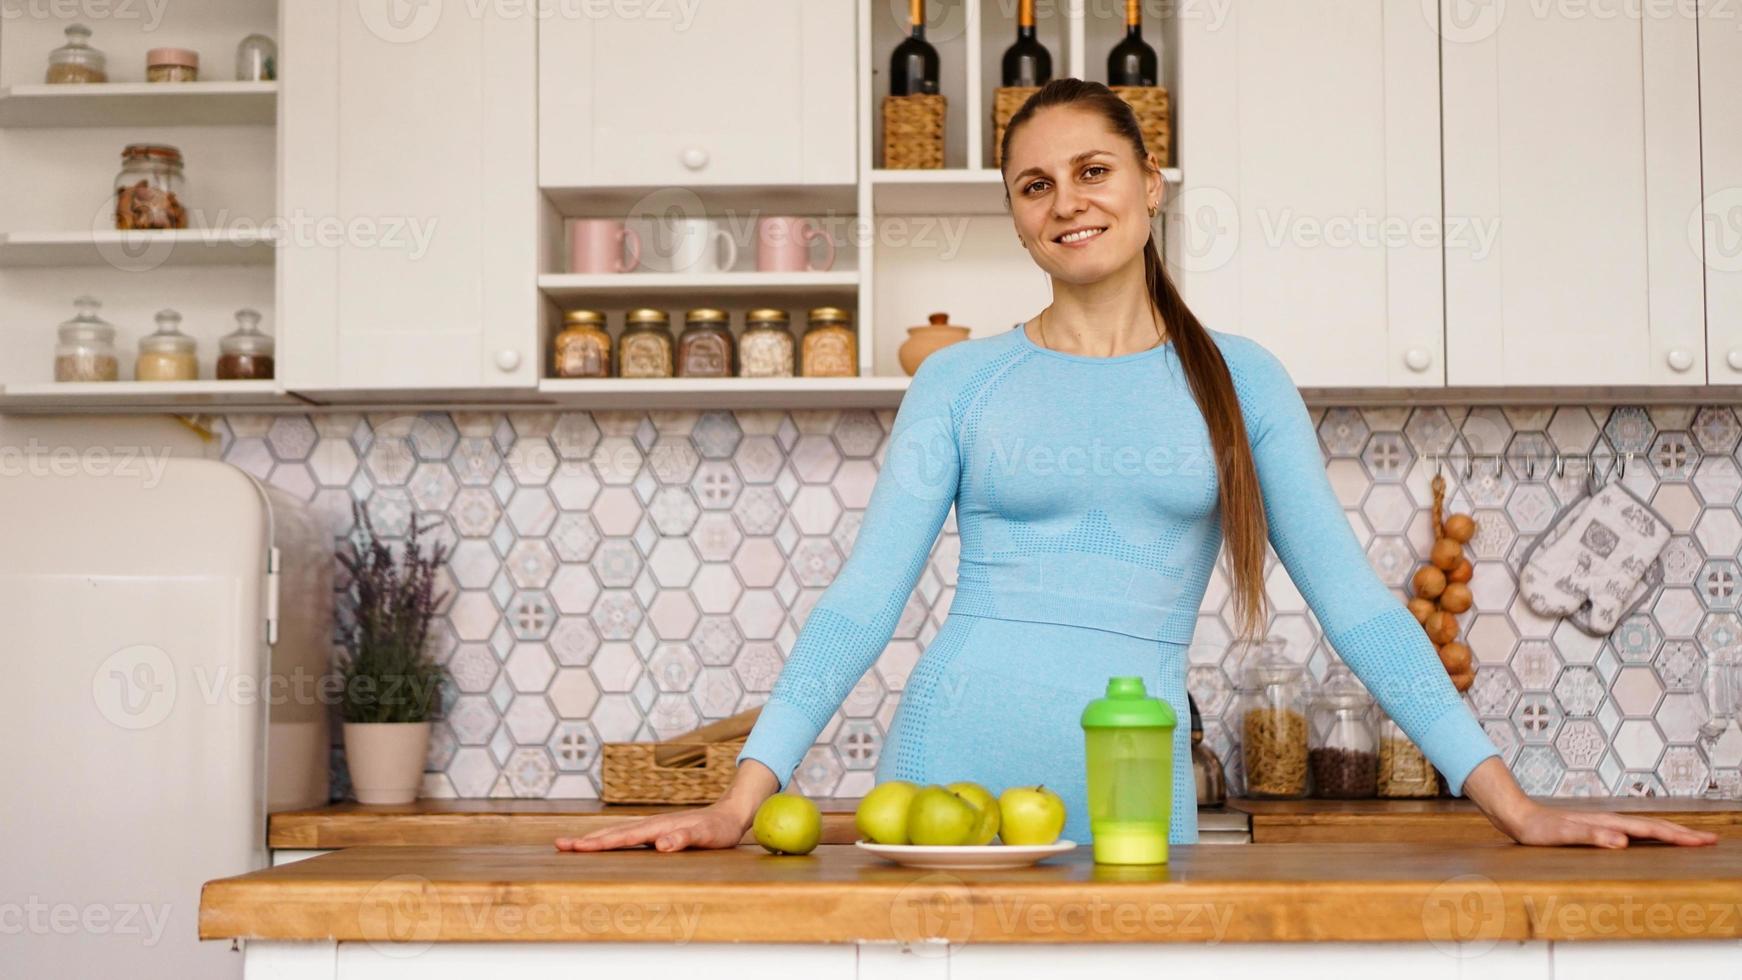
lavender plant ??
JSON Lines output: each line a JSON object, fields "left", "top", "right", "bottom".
{"left": 335, "top": 500, "right": 453, "bottom": 724}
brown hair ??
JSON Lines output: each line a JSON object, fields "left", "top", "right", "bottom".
{"left": 1000, "top": 78, "right": 1270, "bottom": 641}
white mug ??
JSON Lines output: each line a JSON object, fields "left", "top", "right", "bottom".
{"left": 660, "top": 218, "right": 739, "bottom": 273}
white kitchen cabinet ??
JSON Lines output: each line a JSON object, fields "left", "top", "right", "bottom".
{"left": 280, "top": 0, "right": 537, "bottom": 391}
{"left": 1700, "top": 2, "right": 1742, "bottom": 382}
{"left": 539, "top": 0, "right": 855, "bottom": 189}
{"left": 1441, "top": 3, "right": 1704, "bottom": 386}
{"left": 1166, "top": 1, "right": 1444, "bottom": 387}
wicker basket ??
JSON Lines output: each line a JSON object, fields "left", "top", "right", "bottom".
{"left": 600, "top": 738, "right": 747, "bottom": 804}
{"left": 991, "top": 86, "right": 1040, "bottom": 168}
{"left": 882, "top": 93, "right": 946, "bottom": 169}
{"left": 1110, "top": 85, "right": 1172, "bottom": 167}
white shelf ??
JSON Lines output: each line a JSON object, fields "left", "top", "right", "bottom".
{"left": 0, "top": 380, "right": 293, "bottom": 412}
{"left": 543, "top": 183, "right": 858, "bottom": 218}
{"left": 0, "top": 229, "right": 277, "bottom": 268}
{"left": 871, "top": 167, "right": 1182, "bottom": 214}
{"left": 0, "top": 82, "right": 278, "bottom": 128}
{"left": 538, "top": 270, "right": 860, "bottom": 305}
{"left": 537, "top": 376, "right": 910, "bottom": 410}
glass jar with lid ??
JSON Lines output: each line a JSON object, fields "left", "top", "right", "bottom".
{"left": 553, "top": 309, "right": 611, "bottom": 379}
{"left": 617, "top": 308, "right": 675, "bottom": 379}
{"left": 114, "top": 144, "right": 189, "bottom": 230}
{"left": 1234, "top": 637, "right": 1310, "bottom": 799}
{"left": 799, "top": 306, "right": 857, "bottom": 377}
{"left": 146, "top": 47, "right": 199, "bottom": 82}
{"left": 1375, "top": 709, "right": 1439, "bottom": 797}
{"left": 236, "top": 34, "right": 277, "bottom": 81}
{"left": 216, "top": 308, "right": 275, "bottom": 380}
{"left": 1308, "top": 665, "right": 1378, "bottom": 798}
{"left": 46, "top": 24, "right": 107, "bottom": 83}
{"left": 135, "top": 309, "right": 198, "bottom": 381}
{"left": 676, "top": 308, "right": 735, "bottom": 378}
{"left": 739, "top": 308, "right": 796, "bottom": 378}
{"left": 54, "top": 296, "right": 119, "bottom": 382}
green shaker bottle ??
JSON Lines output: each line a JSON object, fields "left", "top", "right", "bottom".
{"left": 1081, "top": 676, "right": 1177, "bottom": 864}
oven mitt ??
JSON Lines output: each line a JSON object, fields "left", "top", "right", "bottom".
{"left": 1518, "top": 481, "right": 1670, "bottom": 634}
{"left": 1514, "top": 491, "right": 1663, "bottom": 636}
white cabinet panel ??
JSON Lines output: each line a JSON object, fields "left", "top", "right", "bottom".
{"left": 540, "top": 1, "right": 855, "bottom": 188}
{"left": 1168, "top": 1, "right": 1443, "bottom": 387}
{"left": 1700, "top": 1, "right": 1742, "bottom": 381}
{"left": 281, "top": 0, "right": 537, "bottom": 391}
{"left": 1442, "top": 3, "right": 1703, "bottom": 385}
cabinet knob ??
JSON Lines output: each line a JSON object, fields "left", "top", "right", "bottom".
{"left": 495, "top": 349, "right": 522, "bottom": 372}
{"left": 1729, "top": 349, "right": 1742, "bottom": 372}
{"left": 1403, "top": 348, "right": 1432, "bottom": 372}
{"left": 1666, "top": 348, "right": 1694, "bottom": 373}
{"left": 681, "top": 147, "right": 710, "bottom": 171}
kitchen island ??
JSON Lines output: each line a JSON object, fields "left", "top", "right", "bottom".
{"left": 202, "top": 840, "right": 1742, "bottom": 977}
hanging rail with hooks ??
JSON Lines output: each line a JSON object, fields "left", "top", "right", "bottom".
{"left": 1421, "top": 449, "right": 1694, "bottom": 482}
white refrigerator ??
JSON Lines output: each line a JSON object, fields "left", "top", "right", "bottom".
{"left": 0, "top": 458, "right": 333, "bottom": 978}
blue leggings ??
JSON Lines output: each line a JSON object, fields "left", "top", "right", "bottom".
{"left": 876, "top": 613, "right": 1198, "bottom": 845}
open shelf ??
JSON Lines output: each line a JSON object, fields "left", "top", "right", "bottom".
{"left": 0, "top": 380, "right": 293, "bottom": 412}
{"left": 543, "top": 183, "right": 858, "bottom": 219}
{"left": 537, "top": 376, "right": 910, "bottom": 410}
{"left": 0, "top": 229, "right": 277, "bottom": 268}
{"left": 0, "top": 82, "right": 278, "bottom": 128}
{"left": 538, "top": 270, "right": 859, "bottom": 305}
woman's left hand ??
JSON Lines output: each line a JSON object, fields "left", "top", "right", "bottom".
{"left": 1464, "top": 756, "right": 1719, "bottom": 848}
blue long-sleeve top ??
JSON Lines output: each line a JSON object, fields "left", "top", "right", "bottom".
{"left": 737, "top": 324, "right": 1501, "bottom": 796}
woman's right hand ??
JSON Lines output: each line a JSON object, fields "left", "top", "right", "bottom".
{"left": 554, "top": 761, "right": 776, "bottom": 853}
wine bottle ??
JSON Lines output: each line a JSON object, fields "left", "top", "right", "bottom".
{"left": 1107, "top": 0, "right": 1158, "bottom": 87}
{"left": 890, "top": 0, "right": 940, "bottom": 96}
{"left": 1001, "top": 0, "right": 1052, "bottom": 88}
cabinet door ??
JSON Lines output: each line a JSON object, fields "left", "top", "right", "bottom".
{"left": 1442, "top": 4, "right": 1703, "bottom": 386}
{"left": 281, "top": 1, "right": 537, "bottom": 391}
{"left": 1701, "top": 3, "right": 1742, "bottom": 382}
{"left": 540, "top": 0, "right": 854, "bottom": 188}
{"left": 1167, "top": 1, "right": 1444, "bottom": 387}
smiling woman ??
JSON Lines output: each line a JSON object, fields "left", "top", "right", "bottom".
{"left": 556, "top": 79, "right": 1718, "bottom": 856}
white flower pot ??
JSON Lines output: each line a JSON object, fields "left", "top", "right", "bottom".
{"left": 342, "top": 721, "right": 431, "bottom": 804}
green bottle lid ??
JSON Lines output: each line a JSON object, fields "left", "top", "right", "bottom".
{"left": 1080, "top": 676, "right": 1178, "bottom": 729}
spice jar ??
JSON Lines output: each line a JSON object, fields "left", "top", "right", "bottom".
{"left": 617, "top": 308, "right": 675, "bottom": 379}
{"left": 216, "top": 308, "right": 275, "bottom": 380}
{"left": 677, "top": 308, "right": 735, "bottom": 378}
{"left": 114, "top": 144, "right": 189, "bottom": 230}
{"left": 799, "top": 306, "right": 857, "bottom": 377}
{"left": 135, "top": 309, "right": 198, "bottom": 381}
{"left": 1308, "top": 666, "right": 1378, "bottom": 798}
{"left": 46, "top": 24, "right": 107, "bottom": 83}
{"left": 1234, "top": 638, "right": 1310, "bottom": 799}
{"left": 146, "top": 47, "right": 199, "bottom": 82}
{"left": 1375, "top": 710, "right": 1439, "bottom": 797}
{"left": 553, "top": 309, "right": 611, "bottom": 379}
{"left": 236, "top": 34, "right": 277, "bottom": 81}
{"left": 739, "top": 308, "right": 796, "bottom": 378}
{"left": 54, "top": 296, "right": 119, "bottom": 382}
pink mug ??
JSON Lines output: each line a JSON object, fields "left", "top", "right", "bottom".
{"left": 755, "top": 216, "right": 837, "bottom": 272}
{"left": 569, "top": 219, "right": 641, "bottom": 274}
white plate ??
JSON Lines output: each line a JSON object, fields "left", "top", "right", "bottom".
{"left": 854, "top": 839, "right": 1077, "bottom": 869}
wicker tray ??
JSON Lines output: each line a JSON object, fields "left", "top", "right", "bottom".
{"left": 882, "top": 93, "right": 946, "bottom": 169}
{"left": 1110, "top": 85, "right": 1171, "bottom": 167}
{"left": 600, "top": 738, "right": 748, "bottom": 804}
{"left": 991, "top": 85, "right": 1041, "bottom": 168}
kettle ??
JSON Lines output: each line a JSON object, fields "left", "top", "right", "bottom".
{"left": 1189, "top": 693, "right": 1227, "bottom": 807}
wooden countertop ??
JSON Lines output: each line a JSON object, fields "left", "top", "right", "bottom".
{"left": 203, "top": 840, "right": 1742, "bottom": 944}
{"left": 1230, "top": 797, "right": 1742, "bottom": 843}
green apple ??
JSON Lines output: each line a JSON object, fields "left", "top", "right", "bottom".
{"left": 998, "top": 785, "right": 1067, "bottom": 845}
{"left": 945, "top": 780, "right": 1000, "bottom": 845}
{"left": 855, "top": 779, "right": 920, "bottom": 845}
{"left": 753, "top": 793, "right": 822, "bottom": 855}
{"left": 906, "top": 784, "right": 978, "bottom": 846}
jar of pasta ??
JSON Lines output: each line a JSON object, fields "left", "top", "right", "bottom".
{"left": 46, "top": 24, "right": 107, "bottom": 83}
{"left": 114, "top": 144, "right": 189, "bottom": 230}
{"left": 617, "top": 308, "right": 674, "bottom": 379}
{"left": 135, "top": 309, "right": 198, "bottom": 381}
{"left": 739, "top": 308, "right": 795, "bottom": 378}
{"left": 553, "top": 309, "right": 611, "bottom": 379}
{"left": 146, "top": 47, "right": 199, "bottom": 82}
{"left": 1234, "top": 638, "right": 1309, "bottom": 799}
{"left": 1375, "top": 710, "right": 1439, "bottom": 797}
{"left": 54, "top": 296, "right": 119, "bottom": 382}
{"left": 677, "top": 308, "right": 734, "bottom": 378}
{"left": 799, "top": 306, "right": 857, "bottom": 377}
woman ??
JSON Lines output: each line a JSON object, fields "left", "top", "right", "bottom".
{"left": 559, "top": 79, "right": 1715, "bottom": 853}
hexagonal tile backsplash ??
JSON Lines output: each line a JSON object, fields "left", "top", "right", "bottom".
{"left": 220, "top": 405, "right": 1742, "bottom": 802}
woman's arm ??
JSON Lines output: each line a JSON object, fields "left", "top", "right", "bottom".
{"left": 1230, "top": 338, "right": 1713, "bottom": 847}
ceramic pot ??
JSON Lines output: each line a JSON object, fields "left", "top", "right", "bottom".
{"left": 342, "top": 721, "right": 431, "bottom": 804}
{"left": 898, "top": 312, "right": 971, "bottom": 375}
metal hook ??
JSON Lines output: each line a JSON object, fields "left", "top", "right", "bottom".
{"left": 1554, "top": 453, "right": 1565, "bottom": 479}
{"left": 1525, "top": 457, "right": 1536, "bottom": 480}
{"left": 1433, "top": 454, "right": 1443, "bottom": 478}
{"left": 1493, "top": 455, "right": 1505, "bottom": 480}
{"left": 1463, "top": 455, "right": 1474, "bottom": 480}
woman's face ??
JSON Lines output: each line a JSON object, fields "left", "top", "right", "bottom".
{"left": 1004, "top": 106, "right": 1162, "bottom": 285}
